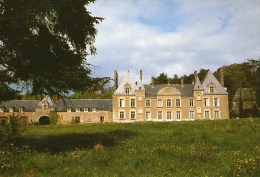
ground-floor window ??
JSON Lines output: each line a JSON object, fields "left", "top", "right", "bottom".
{"left": 204, "top": 110, "right": 210, "bottom": 119}
{"left": 176, "top": 111, "right": 181, "bottom": 120}
{"left": 214, "top": 110, "right": 219, "bottom": 119}
{"left": 130, "top": 111, "right": 136, "bottom": 120}
{"left": 158, "top": 111, "right": 163, "bottom": 120}
{"left": 166, "top": 111, "right": 172, "bottom": 120}
{"left": 119, "top": 111, "right": 124, "bottom": 120}
{"left": 189, "top": 111, "right": 195, "bottom": 120}
{"left": 145, "top": 112, "right": 151, "bottom": 120}
{"left": 100, "top": 116, "right": 104, "bottom": 123}
{"left": 75, "top": 117, "right": 80, "bottom": 123}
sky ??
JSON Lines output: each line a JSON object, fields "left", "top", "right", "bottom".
{"left": 87, "top": 0, "right": 260, "bottom": 84}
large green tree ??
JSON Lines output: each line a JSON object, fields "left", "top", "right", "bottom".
{"left": 0, "top": 0, "right": 106, "bottom": 100}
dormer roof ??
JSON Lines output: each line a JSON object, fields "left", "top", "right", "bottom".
{"left": 194, "top": 76, "right": 203, "bottom": 90}
{"left": 114, "top": 71, "right": 138, "bottom": 95}
{"left": 202, "top": 70, "right": 227, "bottom": 94}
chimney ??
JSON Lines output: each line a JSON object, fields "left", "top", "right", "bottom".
{"left": 181, "top": 77, "right": 184, "bottom": 87}
{"left": 140, "top": 69, "right": 143, "bottom": 81}
{"left": 151, "top": 77, "right": 155, "bottom": 88}
{"left": 220, "top": 67, "right": 224, "bottom": 87}
{"left": 114, "top": 70, "right": 118, "bottom": 90}
{"left": 194, "top": 71, "right": 198, "bottom": 81}
{"left": 52, "top": 95, "right": 59, "bottom": 103}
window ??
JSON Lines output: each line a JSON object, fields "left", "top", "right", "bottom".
{"left": 176, "top": 99, "right": 181, "bottom": 107}
{"left": 19, "top": 107, "right": 24, "bottom": 112}
{"left": 189, "top": 99, "right": 194, "bottom": 107}
{"left": 0, "top": 108, "right": 3, "bottom": 112}
{"left": 125, "top": 87, "right": 130, "bottom": 94}
{"left": 43, "top": 104, "right": 47, "bottom": 110}
{"left": 119, "top": 111, "right": 124, "bottom": 119}
{"left": 130, "top": 111, "right": 136, "bottom": 119}
{"left": 213, "top": 98, "right": 219, "bottom": 107}
{"left": 84, "top": 108, "right": 89, "bottom": 112}
{"left": 67, "top": 107, "right": 71, "bottom": 112}
{"left": 176, "top": 111, "right": 181, "bottom": 120}
{"left": 119, "top": 99, "right": 125, "bottom": 107}
{"left": 9, "top": 108, "right": 14, "bottom": 112}
{"left": 145, "top": 100, "right": 151, "bottom": 107}
{"left": 209, "top": 86, "right": 214, "bottom": 93}
{"left": 157, "top": 99, "right": 162, "bottom": 107}
{"left": 189, "top": 111, "right": 195, "bottom": 120}
{"left": 75, "top": 117, "right": 80, "bottom": 123}
{"left": 76, "top": 108, "right": 81, "bottom": 112}
{"left": 214, "top": 110, "right": 219, "bottom": 119}
{"left": 166, "top": 99, "right": 172, "bottom": 107}
{"left": 145, "top": 112, "right": 151, "bottom": 120}
{"left": 130, "top": 99, "right": 136, "bottom": 107}
{"left": 204, "top": 98, "right": 210, "bottom": 107}
{"left": 167, "top": 111, "right": 172, "bottom": 120}
{"left": 158, "top": 111, "right": 163, "bottom": 120}
{"left": 204, "top": 110, "right": 210, "bottom": 119}
{"left": 92, "top": 108, "right": 97, "bottom": 112}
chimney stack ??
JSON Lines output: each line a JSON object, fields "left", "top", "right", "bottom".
{"left": 181, "top": 77, "right": 184, "bottom": 87}
{"left": 194, "top": 71, "right": 198, "bottom": 81}
{"left": 114, "top": 70, "right": 118, "bottom": 90}
{"left": 140, "top": 69, "right": 143, "bottom": 81}
{"left": 220, "top": 67, "right": 224, "bottom": 87}
{"left": 151, "top": 77, "right": 155, "bottom": 88}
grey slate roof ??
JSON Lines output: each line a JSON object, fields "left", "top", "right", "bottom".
{"left": 202, "top": 71, "right": 228, "bottom": 94}
{"left": 144, "top": 84, "right": 194, "bottom": 98}
{"left": 0, "top": 100, "right": 40, "bottom": 112}
{"left": 55, "top": 99, "right": 112, "bottom": 112}
{"left": 194, "top": 76, "right": 203, "bottom": 90}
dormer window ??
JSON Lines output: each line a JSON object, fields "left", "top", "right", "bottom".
{"left": 0, "top": 107, "right": 4, "bottom": 112}
{"left": 43, "top": 104, "right": 47, "bottom": 110}
{"left": 9, "top": 107, "right": 14, "bottom": 112}
{"left": 76, "top": 108, "right": 81, "bottom": 112}
{"left": 209, "top": 86, "right": 214, "bottom": 93}
{"left": 67, "top": 107, "right": 71, "bottom": 112}
{"left": 92, "top": 108, "right": 97, "bottom": 112}
{"left": 19, "top": 107, "right": 24, "bottom": 112}
{"left": 124, "top": 83, "right": 131, "bottom": 94}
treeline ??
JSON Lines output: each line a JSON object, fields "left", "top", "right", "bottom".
{"left": 153, "top": 59, "right": 260, "bottom": 111}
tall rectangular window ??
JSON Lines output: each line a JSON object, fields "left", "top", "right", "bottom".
{"left": 158, "top": 111, "right": 163, "bottom": 120}
{"left": 145, "top": 100, "right": 151, "bottom": 107}
{"left": 214, "top": 110, "right": 219, "bottom": 119}
{"left": 189, "top": 99, "right": 194, "bottom": 107}
{"left": 157, "top": 99, "right": 162, "bottom": 107}
{"left": 176, "top": 111, "right": 181, "bottom": 120}
{"left": 130, "top": 111, "right": 136, "bottom": 119}
{"left": 176, "top": 99, "right": 181, "bottom": 107}
{"left": 145, "top": 112, "right": 151, "bottom": 120}
{"left": 125, "top": 87, "right": 130, "bottom": 94}
{"left": 166, "top": 111, "right": 172, "bottom": 120}
{"left": 204, "top": 110, "right": 210, "bottom": 119}
{"left": 130, "top": 99, "right": 136, "bottom": 107}
{"left": 204, "top": 98, "right": 210, "bottom": 107}
{"left": 209, "top": 86, "right": 214, "bottom": 93}
{"left": 189, "top": 111, "right": 195, "bottom": 120}
{"left": 119, "top": 111, "right": 124, "bottom": 119}
{"left": 166, "top": 99, "right": 172, "bottom": 107}
{"left": 213, "top": 98, "right": 219, "bottom": 107}
{"left": 119, "top": 99, "right": 125, "bottom": 108}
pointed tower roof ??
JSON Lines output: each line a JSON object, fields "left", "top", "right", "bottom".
{"left": 136, "top": 78, "right": 145, "bottom": 90}
{"left": 114, "top": 71, "right": 138, "bottom": 95}
{"left": 202, "top": 70, "right": 228, "bottom": 94}
{"left": 194, "top": 76, "right": 203, "bottom": 90}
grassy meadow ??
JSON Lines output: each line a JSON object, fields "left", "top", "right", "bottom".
{"left": 1, "top": 118, "right": 260, "bottom": 177}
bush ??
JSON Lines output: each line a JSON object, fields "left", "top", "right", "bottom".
{"left": 49, "top": 111, "right": 60, "bottom": 125}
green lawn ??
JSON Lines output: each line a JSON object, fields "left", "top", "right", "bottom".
{"left": 1, "top": 118, "right": 260, "bottom": 177}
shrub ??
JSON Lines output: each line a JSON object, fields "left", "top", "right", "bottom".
{"left": 49, "top": 111, "right": 60, "bottom": 125}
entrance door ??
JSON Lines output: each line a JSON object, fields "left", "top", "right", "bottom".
{"left": 100, "top": 116, "right": 104, "bottom": 123}
{"left": 39, "top": 116, "right": 50, "bottom": 125}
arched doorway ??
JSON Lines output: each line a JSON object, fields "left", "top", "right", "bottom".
{"left": 39, "top": 116, "right": 50, "bottom": 125}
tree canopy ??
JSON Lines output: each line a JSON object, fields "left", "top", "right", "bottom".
{"left": 0, "top": 0, "right": 106, "bottom": 100}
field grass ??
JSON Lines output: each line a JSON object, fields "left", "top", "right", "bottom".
{"left": 1, "top": 118, "right": 260, "bottom": 177}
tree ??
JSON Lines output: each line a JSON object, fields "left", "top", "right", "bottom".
{"left": 0, "top": 0, "right": 106, "bottom": 100}
{"left": 154, "top": 73, "right": 168, "bottom": 84}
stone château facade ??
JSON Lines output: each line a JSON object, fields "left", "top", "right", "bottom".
{"left": 0, "top": 69, "right": 229, "bottom": 125}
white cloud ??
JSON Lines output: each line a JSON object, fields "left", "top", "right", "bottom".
{"left": 87, "top": 0, "right": 260, "bottom": 84}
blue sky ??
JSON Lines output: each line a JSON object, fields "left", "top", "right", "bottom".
{"left": 88, "top": 0, "right": 260, "bottom": 84}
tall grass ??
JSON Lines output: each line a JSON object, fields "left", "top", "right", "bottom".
{"left": 1, "top": 118, "right": 259, "bottom": 177}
